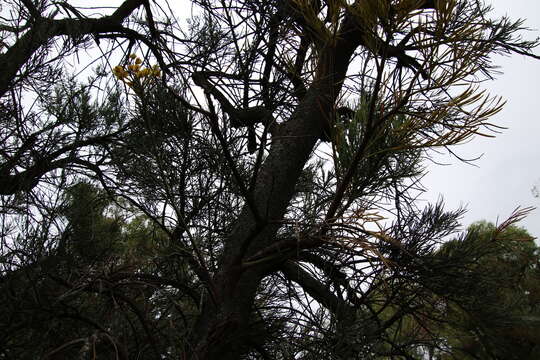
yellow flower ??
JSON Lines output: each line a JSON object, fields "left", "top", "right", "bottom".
{"left": 135, "top": 57, "right": 142, "bottom": 64}
{"left": 136, "top": 68, "right": 151, "bottom": 78}
{"left": 128, "top": 64, "right": 141, "bottom": 72}
{"left": 151, "top": 65, "right": 161, "bottom": 77}
{"left": 113, "top": 65, "right": 127, "bottom": 79}
{"left": 129, "top": 53, "right": 137, "bottom": 59}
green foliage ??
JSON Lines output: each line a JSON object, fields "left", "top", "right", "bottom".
{"left": 61, "top": 182, "right": 121, "bottom": 260}
{"left": 42, "top": 77, "right": 127, "bottom": 132}
{"left": 1, "top": 0, "right": 540, "bottom": 359}
{"left": 427, "top": 220, "right": 540, "bottom": 359}
{"left": 333, "top": 93, "right": 422, "bottom": 201}
{"left": 0, "top": 182, "right": 199, "bottom": 359}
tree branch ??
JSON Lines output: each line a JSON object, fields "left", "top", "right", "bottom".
{"left": 0, "top": 0, "right": 145, "bottom": 98}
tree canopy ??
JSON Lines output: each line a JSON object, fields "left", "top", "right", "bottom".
{"left": 1, "top": 0, "right": 539, "bottom": 359}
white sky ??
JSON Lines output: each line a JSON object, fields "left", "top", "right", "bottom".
{"left": 422, "top": 1, "right": 540, "bottom": 237}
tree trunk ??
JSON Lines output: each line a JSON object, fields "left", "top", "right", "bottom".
{"left": 190, "top": 31, "right": 361, "bottom": 359}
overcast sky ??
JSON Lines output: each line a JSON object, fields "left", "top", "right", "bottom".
{"left": 422, "top": 0, "right": 540, "bottom": 237}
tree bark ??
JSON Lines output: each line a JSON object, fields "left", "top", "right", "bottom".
{"left": 190, "top": 18, "right": 362, "bottom": 358}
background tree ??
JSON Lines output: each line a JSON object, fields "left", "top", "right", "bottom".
{"left": 0, "top": 182, "right": 200, "bottom": 359}
{"left": 1, "top": 0, "right": 539, "bottom": 359}
{"left": 430, "top": 220, "right": 540, "bottom": 359}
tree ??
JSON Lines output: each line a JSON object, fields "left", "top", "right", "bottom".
{"left": 430, "top": 220, "right": 540, "bottom": 360}
{"left": 347, "top": 215, "right": 540, "bottom": 360}
{"left": 1, "top": 0, "right": 539, "bottom": 359}
{"left": 0, "top": 181, "right": 204, "bottom": 359}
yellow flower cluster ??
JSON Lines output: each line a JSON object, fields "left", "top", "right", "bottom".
{"left": 112, "top": 54, "right": 161, "bottom": 93}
